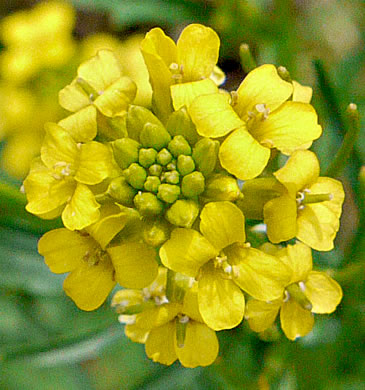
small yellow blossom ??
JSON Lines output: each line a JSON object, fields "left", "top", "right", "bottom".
{"left": 245, "top": 242, "right": 343, "bottom": 340}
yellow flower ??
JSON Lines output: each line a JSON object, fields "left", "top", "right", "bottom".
{"left": 140, "top": 24, "right": 222, "bottom": 122}
{"left": 245, "top": 242, "right": 343, "bottom": 340}
{"left": 24, "top": 120, "right": 114, "bottom": 230}
{"left": 0, "top": 1, "right": 76, "bottom": 83}
{"left": 38, "top": 203, "right": 158, "bottom": 310}
{"left": 59, "top": 50, "right": 137, "bottom": 118}
{"left": 160, "top": 201, "right": 290, "bottom": 330}
{"left": 187, "top": 64, "right": 322, "bottom": 180}
{"left": 263, "top": 150, "right": 345, "bottom": 251}
{"left": 113, "top": 269, "right": 219, "bottom": 368}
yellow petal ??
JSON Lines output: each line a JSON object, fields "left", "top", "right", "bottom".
{"left": 177, "top": 24, "right": 220, "bottom": 82}
{"left": 75, "top": 142, "right": 112, "bottom": 185}
{"left": 108, "top": 242, "right": 158, "bottom": 288}
{"left": 86, "top": 203, "right": 129, "bottom": 249}
{"left": 62, "top": 183, "right": 100, "bottom": 231}
{"left": 228, "top": 246, "right": 291, "bottom": 300}
{"left": 38, "top": 228, "right": 94, "bottom": 273}
{"left": 296, "top": 177, "right": 345, "bottom": 251}
{"left": 136, "top": 303, "right": 181, "bottom": 330}
{"left": 264, "top": 194, "right": 297, "bottom": 243}
{"left": 235, "top": 64, "right": 293, "bottom": 119}
{"left": 125, "top": 324, "right": 149, "bottom": 344}
{"left": 274, "top": 150, "right": 320, "bottom": 195}
{"left": 198, "top": 264, "right": 245, "bottom": 330}
{"left": 182, "top": 283, "right": 203, "bottom": 323}
{"left": 145, "top": 321, "right": 177, "bottom": 365}
{"left": 41, "top": 123, "right": 77, "bottom": 170}
{"left": 176, "top": 321, "right": 219, "bottom": 368}
{"left": 276, "top": 242, "right": 312, "bottom": 284}
{"left": 250, "top": 102, "right": 322, "bottom": 154}
{"left": 63, "top": 257, "right": 116, "bottom": 311}
{"left": 58, "top": 106, "right": 97, "bottom": 142}
{"left": 171, "top": 79, "right": 218, "bottom": 111}
{"left": 280, "top": 299, "right": 314, "bottom": 340}
{"left": 160, "top": 228, "right": 218, "bottom": 278}
{"left": 188, "top": 93, "right": 243, "bottom": 137}
{"left": 94, "top": 76, "right": 137, "bottom": 117}
{"left": 219, "top": 128, "right": 271, "bottom": 180}
{"left": 245, "top": 299, "right": 281, "bottom": 332}
{"left": 292, "top": 80, "right": 312, "bottom": 103}
{"left": 304, "top": 271, "right": 343, "bottom": 314}
{"left": 58, "top": 78, "right": 90, "bottom": 112}
{"left": 200, "top": 201, "right": 245, "bottom": 252}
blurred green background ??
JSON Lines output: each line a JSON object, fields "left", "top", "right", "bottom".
{"left": 0, "top": 0, "right": 364, "bottom": 389}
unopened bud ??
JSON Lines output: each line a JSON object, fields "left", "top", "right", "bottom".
{"left": 134, "top": 192, "right": 164, "bottom": 216}
{"left": 181, "top": 171, "right": 205, "bottom": 198}
{"left": 124, "top": 163, "right": 147, "bottom": 189}
{"left": 165, "top": 199, "right": 199, "bottom": 228}
{"left": 107, "top": 176, "right": 137, "bottom": 206}
{"left": 192, "top": 138, "right": 219, "bottom": 176}
{"left": 157, "top": 184, "right": 181, "bottom": 204}
{"left": 168, "top": 135, "right": 192, "bottom": 157}
{"left": 277, "top": 66, "right": 292, "bottom": 82}
{"left": 162, "top": 170, "right": 180, "bottom": 185}
{"left": 203, "top": 173, "right": 241, "bottom": 202}
{"left": 139, "top": 148, "right": 157, "bottom": 168}
{"left": 142, "top": 217, "right": 170, "bottom": 247}
{"left": 140, "top": 123, "right": 171, "bottom": 151}
{"left": 156, "top": 148, "right": 172, "bottom": 166}
{"left": 166, "top": 107, "right": 199, "bottom": 145}
{"left": 177, "top": 155, "right": 195, "bottom": 176}
{"left": 144, "top": 176, "right": 161, "bottom": 193}
{"left": 112, "top": 138, "right": 140, "bottom": 169}
{"left": 239, "top": 43, "right": 257, "bottom": 73}
{"left": 126, "top": 105, "right": 164, "bottom": 141}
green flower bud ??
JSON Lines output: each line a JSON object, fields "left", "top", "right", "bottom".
{"left": 166, "top": 107, "right": 199, "bottom": 145}
{"left": 139, "top": 148, "right": 157, "bottom": 168}
{"left": 112, "top": 138, "right": 140, "bottom": 169}
{"left": 168, "top": 135, "right": 192, "bottom": 157}
{"left": 166, "top": 161, "right": 177, "bottom": 171}
{"left": 149, "top": 164, "right": 163, "bottom": 176}
{"left": 142, "top": 217, "right": 170, "bottom": 247}
{"left": 140, "top": 123, "right": 171, "bottom": 151}
{"left": 134, "top": 192, "right": 164, "bottom": 216}
{"left": 156, "top": 148, "right": 172, "bottom": 166}
{"left": 124, "top": 163, "right": 147, "bottom": 189}
{"left": 126, "top": 105, "right": 164, "bottom": 141}
{"left": 181, "top": 171, "right": 205, "bottom": 198}
{"left": 157, "top": 184, "right": 181, "bottom": 204}
{"left": 202, "top": 173, "right": 241, "bottom": 202}
{"left": 107, "top": 176, "right": 137, "bottom": 205}
{"left": 192, "top": 138, "right": 219, "bottom": 176}
{"left": 177, "top": 155, "right": 195, "bottom": 176}
{"left": 144, "top": 176, "right": 161, "bottom": 193}
{"left": 161, "top": 170, "right": 180, "bottom": 185}
{"left": 165, "top": 199, "right": 199, "bottom": 228}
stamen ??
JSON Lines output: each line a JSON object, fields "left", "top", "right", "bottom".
{"left": 298, "top": 281, "right": 306, "bottom": 292}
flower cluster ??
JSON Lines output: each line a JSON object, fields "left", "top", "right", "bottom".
{"left": 24, "top": 24, "right": 344, "bottom": 368}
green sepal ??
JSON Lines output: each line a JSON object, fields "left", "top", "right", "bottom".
{"left": 133, "top": 192, "right": 164, "bottom": 216}
{"left": 112, "top": 138, "right": 141, "bottom": 169}
{"left": 107, "top": 176, "right": 137, "bottom": 206}
{"left": 165, "top": 199, "right": 199, "bottom": 228}
{"left": 192, "top": 137, "right": 219, "bottom": 176}
{"left": 140, "top": 123, "right": 171, "bottom": 151}
{"left": 166, "top": 107, "right": 200, "bottom": 145}
{"left": 181, "top": 171, "right": 205, "bottom": 198}
{"left": 168, "top": 135, "right": 192, "bottom": 157}
{"left": 124, "top": 163, "right": 147, "bottom": 189}
{"left": 126, "top": 105, "right": 164, "bottom": 141}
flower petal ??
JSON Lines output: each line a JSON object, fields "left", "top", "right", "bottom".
{"left": 38, "top": 228, "right": 93, "bottom": 273}
{"left": 63, "top": 256, "right": 116, "bottom": 311}
{"left": 219, "top": 128, "right": 271, "bottom": 180}
{"left": 160, "top": 228, "right": 218, "bottom": 278}
{"left": 264, "top": 194, "right": 297, "bottom": 243}
{"left": 145, "top": 321, "right": 177, "bottom": 365}
{"left": 200, "top": 201, "right": 245, "bottom": 252}
{"left": 250, "top": 101, "right": 322, "bottom": 155}
{"left": 176, "top": 321, "right": 219, "bottom": 368}
{"left": 62, "top": 183, "right": 100, "bottom": 230}
{"left": 296, "top": 177, "right": 345, "bottom": 251}
{"left": 235, "top": 64, "right": 293, "bottom": 119}
{"left": 177, "top": 24, "right": 220, "bottom": 82}
{"left": 108, "top": 242, "right": 158, "bottom": 289}
{"left": 280, "top": 299, "right": 314, "bottom": 340}
{"left": 188, "top": 93, "right": 243, "bottom": 138}
{"left": 136, "top": 303, "right": 181, "bottom": 330}
{"left": 124, "top": 324, "right": 149, "bottom": 344}
{"left": 245, "top": 299, "right": 281, "bottom": 332}
{"left": 304, "top": 271, "right": 343, "bottom": 314}
{"left": 198, "top": 263, "right": 245, "bottom": 330}
{"left": 228, "top": 246, "right": 291, "bottom": 300}
{"left": 58, "top": 79, "right": 90, "bottom": 112}
{"left": 171, "top": 79, "right": 218, "bottom": 111}
{"left": 292, "top": 80, "right": 312, "bottom": 103}
{"left": 274, "top": 150, "right": 320, "bottom": 195}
